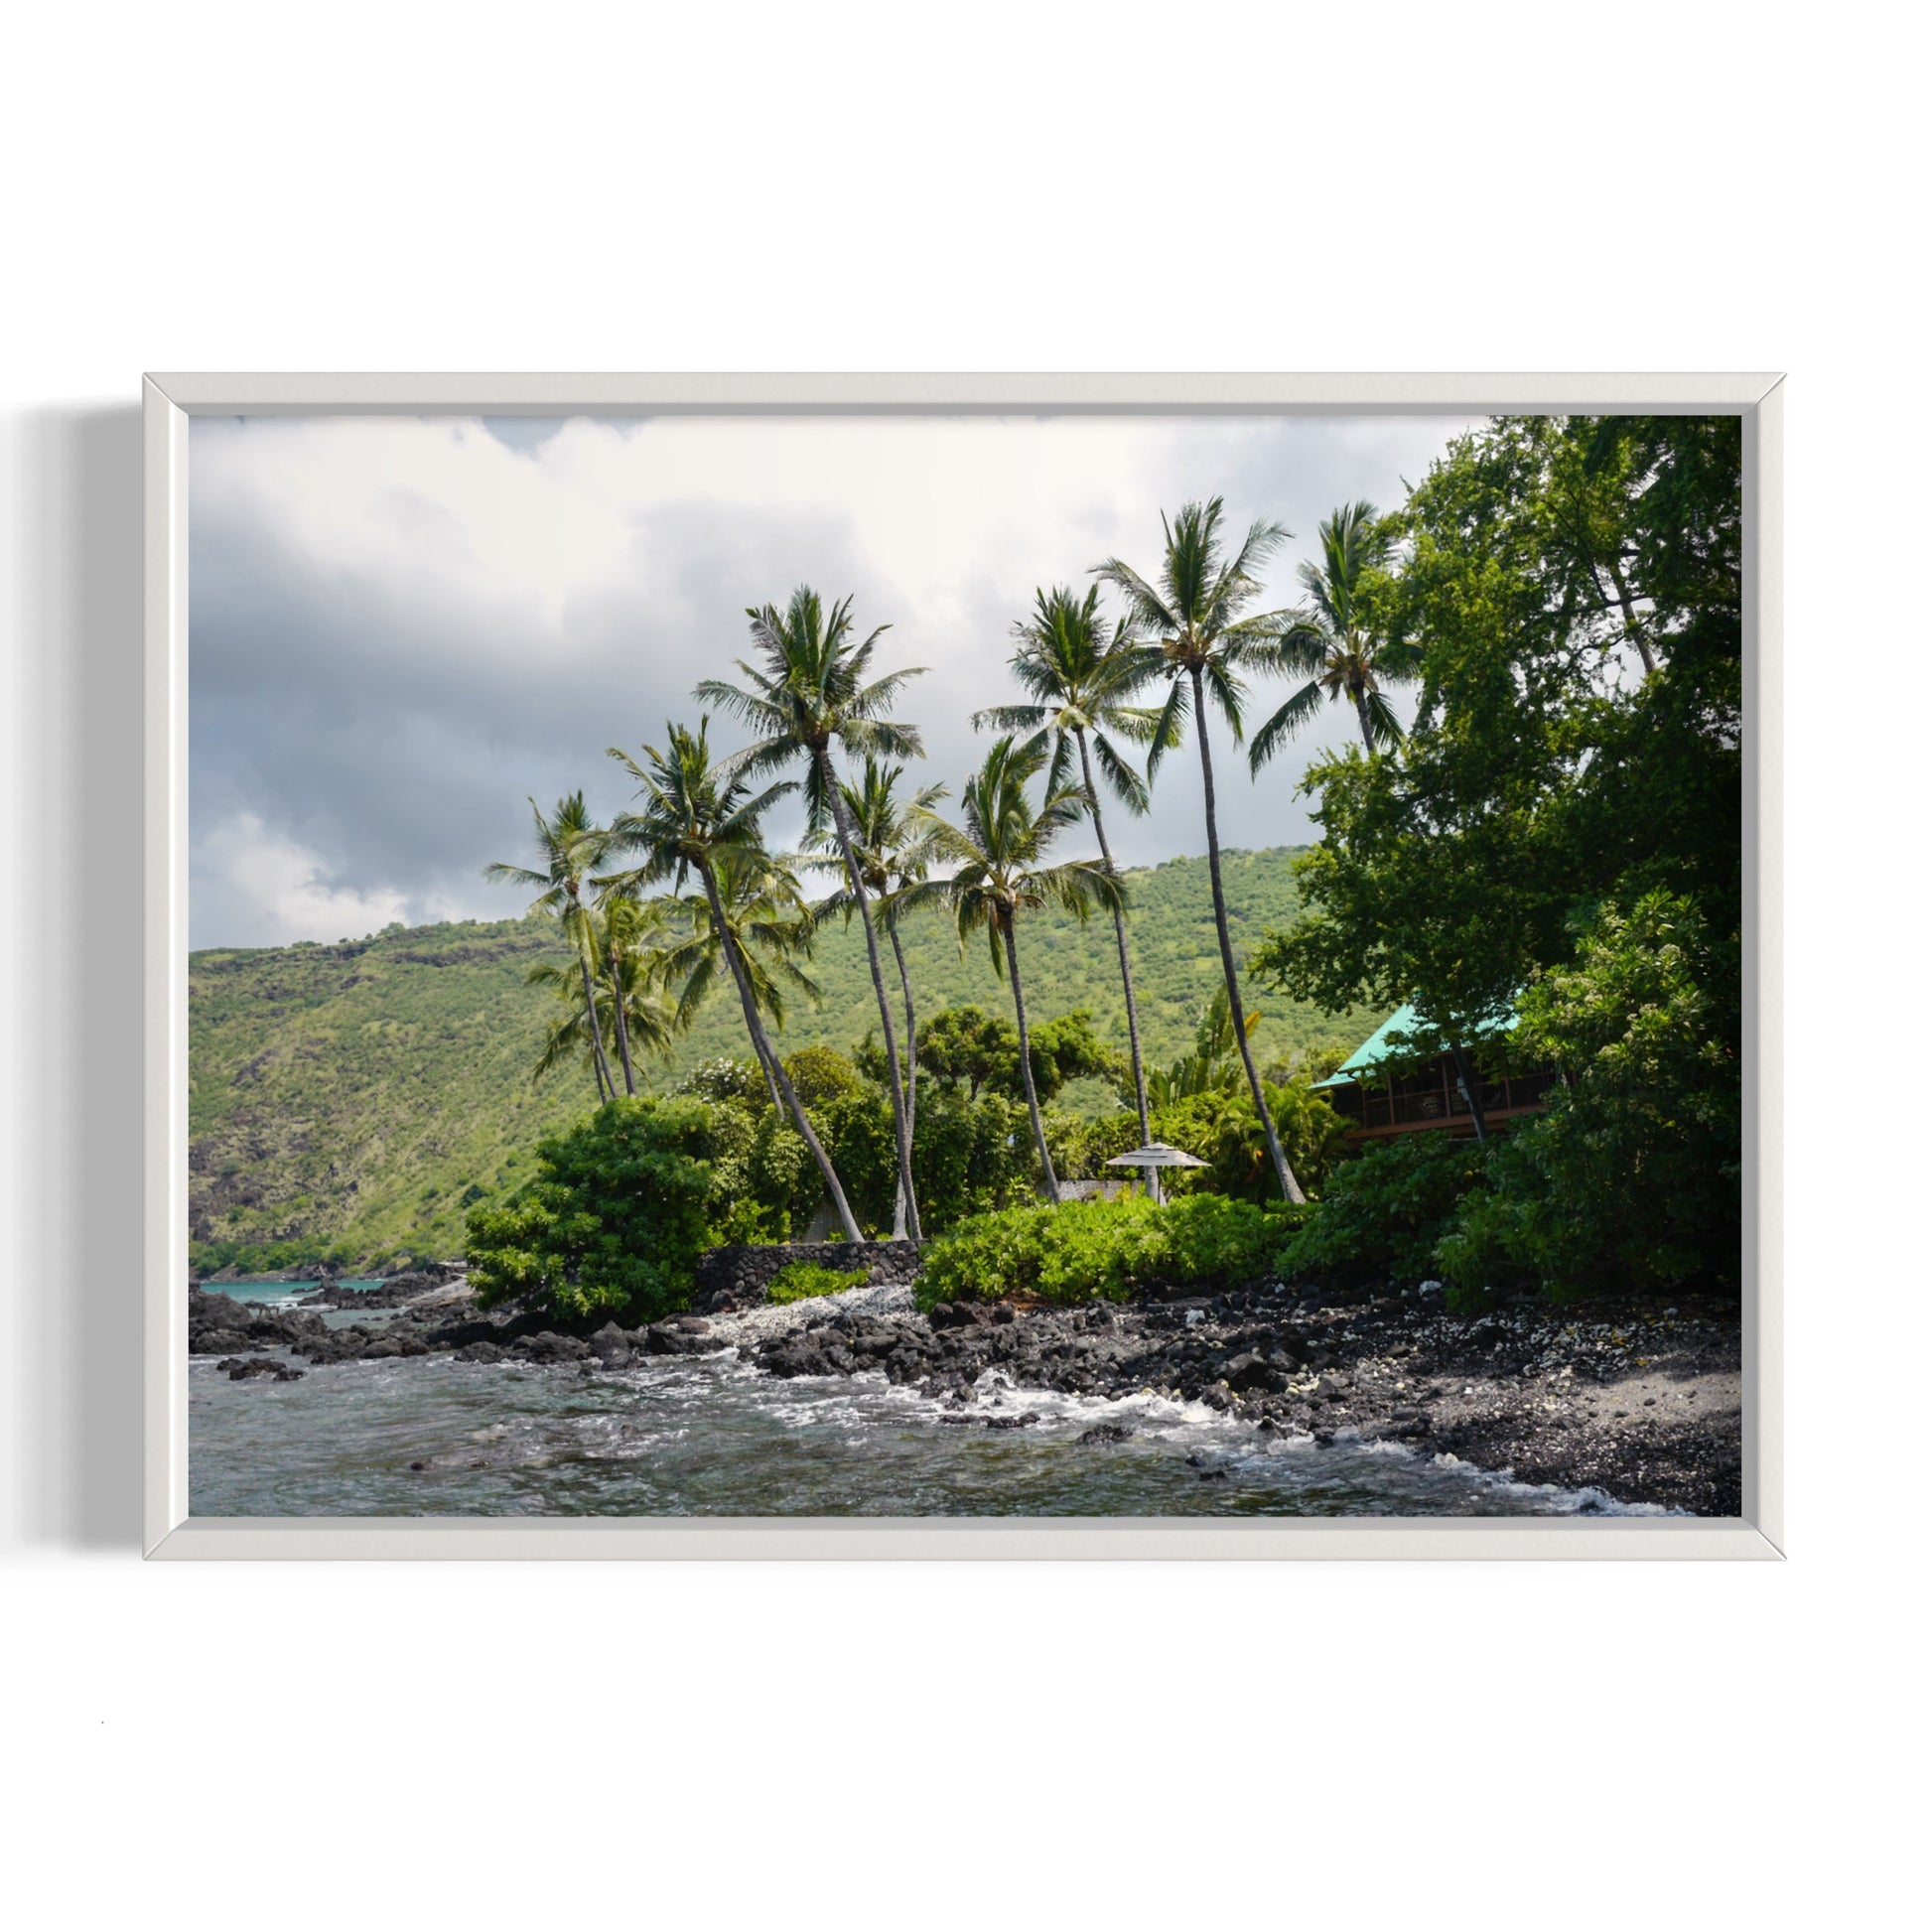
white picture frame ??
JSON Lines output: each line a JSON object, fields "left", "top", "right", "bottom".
{"left": 144, "top": 372, "right": 1783, "bottom": 1560}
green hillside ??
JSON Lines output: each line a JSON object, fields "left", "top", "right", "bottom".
{"left": 189, "top": 845, "right": 1387, "bottom": 1261}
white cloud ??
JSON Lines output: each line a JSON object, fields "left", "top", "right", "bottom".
{"left": 193, "top": 812, "right": 448, "bottom": 948}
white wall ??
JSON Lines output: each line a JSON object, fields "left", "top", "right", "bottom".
{"left": 2, "top": 5, "right": 1920, "bottom": 1925}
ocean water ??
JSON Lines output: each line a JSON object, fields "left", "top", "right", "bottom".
{"left": 189, "top": 1345, "right": 1665, "bottom": 1518}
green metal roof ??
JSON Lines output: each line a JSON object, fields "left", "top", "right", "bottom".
{"left": 1315, "top": 1003, "right": 1518, "bottom": 1086}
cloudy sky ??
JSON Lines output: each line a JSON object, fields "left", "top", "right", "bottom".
{"left": 189, "top": 411, "right": 1478, "bottom": 949}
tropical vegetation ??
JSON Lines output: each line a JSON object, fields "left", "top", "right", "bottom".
{"left": 194, "top": 418, "right": 1742, "bottom": 1316}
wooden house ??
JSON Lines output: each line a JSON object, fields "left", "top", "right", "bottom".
{"left": 1315, "top": 1004, "right": 1559, "bottom": 1142}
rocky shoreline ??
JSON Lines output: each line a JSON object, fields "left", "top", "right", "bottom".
{"left": 188, "top": 1275, "right": 1741, "bottom": 1516}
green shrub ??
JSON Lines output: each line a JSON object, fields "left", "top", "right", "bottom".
{"left": 464, "top": 1096, "right": 740, "bottom": 1324}
{"left": 1436, "top": 892, "right": 1739, "bottom": 1299}
{"left": 915, "top": 1193, "right": 1304, "bottom": 1310}
{"left": 1277, "top": 1134, "right": 1487, "bottom": 1287}
{"left": 765, "top": 1259, "right": 871, "bottom": 1305}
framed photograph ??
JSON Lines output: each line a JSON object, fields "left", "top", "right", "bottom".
{"left": 144, "top": 374, "right": 1781, "bottom": 1560}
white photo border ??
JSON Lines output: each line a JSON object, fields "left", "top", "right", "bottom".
{"left": 144, "top": 372, "right": 1784, "bottom": 1561}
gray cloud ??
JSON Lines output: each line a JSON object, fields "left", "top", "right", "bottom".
{"left": 189, "top": 412, "right": 1475, "bottom": 947}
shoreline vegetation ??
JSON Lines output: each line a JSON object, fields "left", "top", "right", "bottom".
{"left": 192, "top": 418, "right": 1742, "bottom": 1518}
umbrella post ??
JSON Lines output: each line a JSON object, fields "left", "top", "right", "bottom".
{"left": 1106, "top": 1142, "right": 1202, "bottom": 1205}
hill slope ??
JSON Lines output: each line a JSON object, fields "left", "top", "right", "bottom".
{"left": 189, "top": 845, "right": 1386, "bottom": 1260}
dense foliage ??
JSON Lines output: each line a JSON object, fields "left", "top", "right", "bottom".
{"left": 1276, "top": 1135, "right": 1488, "bottom": 1288}
{"left": 463, "top": 1097, "right": 745, "bottom": 1323}
{"left": 1254, "top": 416, "right": 1740, "bottom": 1299}
{"left": 915, "top": 1194, "right": 1306, "bottom": 1310}
{"left": 1436, "top": 892, "right": 1739, "bottom": 1297}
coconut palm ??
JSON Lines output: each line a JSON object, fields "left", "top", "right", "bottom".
{"left": 484, "top": 792, "right": 619, "bottom": 1102}
{"left": 605, "top": 719, "right": 865, "bottom": 1246}
{"left": 654, "top": 848, "right": 826, "bottom": 1118}
{"left": 696, "top": 588, "right": 928, "bottom": 1241}
{"left": 525, "top": 918, "right": 684, "bottom": 1095}
{"left": 802, "top": 757, "right": 948, "bottom": 1238}
{"left": 910, "top": 736, "right": 1122, "bottom": 1200}
{"left": 1143, "top": 984, "right": 1260, "bottom": 1108}
{"left": 973, "top": 584, "right": 1172, "bottom": 1147}
{"left": 1249, "top": 499, "right": 1419, "bottom": 766}
{"left": 1093, "top": 498, "right": 1307, "bottom": 1204}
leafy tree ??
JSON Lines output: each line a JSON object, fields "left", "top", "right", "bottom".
{"left": 607, "top": 719, "right": 866, "bottom": 1244}
{"left": 974, "top": 584, "right": 1173, "bottom": 1141}
{"left": 697, "top": 588, "right": 929, "bottom": 1241}
{"left": 1437, "top": 892, "right": 1739, "bottom": 1296}
{"left": 1256, "top": 415, "right": 1741, "bottom": 1293}
{"left": 1249, "top": 499, "right": 1418, "bottom": 762}
{"left": 465, "top": 1097, "right": 745, "bottom": 1322}
{"left": 484, "top": 793, "right": 619, "bottom": 1100}
{"left": 909, "top": 737, "right": 1122, "bottom": 1198}
{"left": 1095, "top": 499, "right": 1308, "bottom": 1203}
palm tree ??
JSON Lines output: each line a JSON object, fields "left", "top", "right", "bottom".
{"left": 525, "top": 916, "right": 683, "bottom": 1095}
{"left": 484, "top": 793, "right": 618, "bottom": 1102}
{"left": 696, "top": 588, "right": 928, "bottom": 1241}
{"left": 1093, "top": 498, "right": 1307, "bottom": 1204}
{"left": 911, "top": 736, "right": 1121, "bottom": 1200}
{"left": 655, "top": 847, "right": 826, "bottom": 1120}
{"left": 606, "top": 719, "right": 866, "bottom": 1246}
{"left": 1143, "top": 984, "right": 1260, "bottom": 1108}
{"left": 973, "top": 584, "right": 1172, "bottom": 1148}
{"left": 802, "top": 757, "right": 948, "bottom": 1239}
{"left": 1249, "top": 499, "right": 1419, "bottom": 765}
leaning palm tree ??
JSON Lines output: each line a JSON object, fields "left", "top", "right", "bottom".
{"left": 802, "top": 757, "right": 948, "bottom": 1238}
{"left": 1093, "top": 499, "right": 1307, "bottom": 1204}
{"left": 1249, "top": 499, "right": 1419, "bottom": 765}
{"left": 605, "top": 719, "right": 865, "bottom": 1246}
{"left": 910, "top": 736, "right": 1121, "bottom": 1200}
{"left": 484, "top": 792, "right": 618, "bottom": 1102}
{"left": 973, "top": 584, "right": 1172, "bottom": 1147}
{"left": 655, "top": 848, "right": 826, "bottom": 1119}
{"left": 696, "top": 588, "right": 928, "bottom": 1241}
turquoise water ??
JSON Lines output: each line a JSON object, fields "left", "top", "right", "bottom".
{"left": 188, "top": 1344, "right": 1663, "bottom": 1519}
{"left": 208, "top": 1278, "right": 386, "bottom": 1305}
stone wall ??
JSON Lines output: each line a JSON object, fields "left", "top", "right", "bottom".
{"left": 694, "top": 1239, "right": 921, "bottom": 1310}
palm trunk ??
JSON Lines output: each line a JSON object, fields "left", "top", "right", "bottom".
{"left": 822, "top": 752, "right": 921, "bottom": 1244}
{"left": 1074, "top": 728, "right": 1151, "bottom": 1146}
{"left": 888, "top": 920, "right": 918, "bottom": 1241}
{"left": 608, "top": 952, "right": 637, "bottom": 1096}
{"left": 698, "top": 861, "right": 865, "bottom": 1246}
{"left": 1003, "top": 918, "right": 1058, "bottom": 1201}
{"left": 1449, "top": 1039, "right": 1490, "bottom": 1142}
{"left": 574, "top": 940, "right": 617, "bottom": 1104}
{"left": 1189, "top": 668, "right": 1305, "bottom": 1205}
{"left": 1352, "top": 693, "right": 1377, "bottom": 755}
{"left": 1606, "top": 557, "right": 1656, "bottom": 676}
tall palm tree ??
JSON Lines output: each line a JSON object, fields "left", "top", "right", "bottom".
{"left": 973, "top": 584, "right": 1171, "bottom": 1147}
{"left": 605, "top": 719, "right": 866, "bottom": 1246}
{"left": 802, "top": 757, "right": 948, "bottom": 1239}
{"left": 696, "top": 588, "right": 928, "bottom": 1241}
{"left": 910, "top": 736, "right": 1121, "bottom": 1201}
{"left": 655, "top": 847, "right": 826, "bottom": 1120}
{"left": 1094, "top": 499, "right": 1307, "bottom": 1204}
{"left": 484, "top": 792, "right": 618, "bottom": 1102}
{"left": 1249, "top": 499, "right": 1419, "bottom": 765}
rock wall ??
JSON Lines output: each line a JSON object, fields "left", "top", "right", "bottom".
{"left": 694, "top": 1239, "right": 921, "bottom": 1310}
